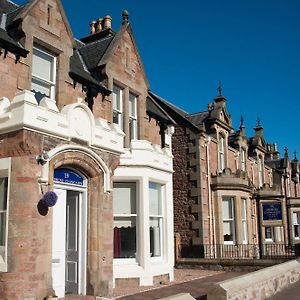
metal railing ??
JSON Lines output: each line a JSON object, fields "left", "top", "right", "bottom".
{"left": 196, "top": 244, "right": 295, "bottom": 259}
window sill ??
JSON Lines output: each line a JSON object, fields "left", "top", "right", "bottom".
{"left": 113, "top": 258, "right": 139, "bottom": 266}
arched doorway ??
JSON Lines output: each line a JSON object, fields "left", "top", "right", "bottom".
{"left": 52, "top": 167, "right": 88, "bottom": 297}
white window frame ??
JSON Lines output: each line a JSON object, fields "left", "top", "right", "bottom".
{"left": 112, "top": 85, "right": 123, "bottom": 130}
{"left": 129, "top": 93, "right": 138, "bottom": 140}
{"left": 113, "top": 182, "right": 138, "bottom": 264}
{"left": 31, "top": 46, "right": 56, "bottom": 101}
{"left": 258, "top": 156, "right": 264, "bottom": 187}
{"left": 241, "top": 148, "right": 246, "bottom": 172}
{"left": 222, "top": 197, "right": 235, "bottom": 245}
{"left": 149, "top": 182, "right": 164, "bottom": 261}
{"left": 218, "top": 134, "right": 225, "bottom": 172}
{"left": 0, "top": 158, "right": 11, "bottom": 273}
{"left": 293, "top": 212, "right": 300, "bottom": 240}
{"left": 241, "top": 198, "right": 248, "bottom": 244}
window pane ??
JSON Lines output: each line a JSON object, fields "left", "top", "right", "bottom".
{"left": 113, "top": 183, "right": 136, "bottom": 215}
{"left": 0, "top": 178, "right": 7, "bottom": 211}
{"left": 149, "top": 182, "right": 161, "bottom": 216}
{"left": 222, "top": 198, "right": 233, "bottom": 219}
{"left": 32, "top": 77, "right": 51, "bottom": 97}
{"left": 0, "top": 213, "right": 6, "bottom": 246}
{"left": 32, "top": 48, "right": 54, "bottom": 82}
{"left": 114, "top": 217, "right": 136, "bottom": 258}
{"left": 129, "top": 93, "right": 136, "bottom": 117}
{"left": 129, "top": 118, "right": 137, "bottom": 140}
{"left": 150, "top": 217, "right": 162, "bottom": 257}
{"left": 223, "top": 221, "right": 234, "bottom": 241}
{"left": 113, "top": 86, "right": 121, "bottom": 110}
{"left": 242, "top": 199, "right": 247, "bottom": 219}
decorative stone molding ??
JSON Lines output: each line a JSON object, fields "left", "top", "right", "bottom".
{"left": 120, "top": 140, "right": 173, "bottom": 173}
{"left": 0, "top": 90, "right": 125, "bottom": 154}
{"left": 211, "top": 168, "right": 253, "bottom": 192}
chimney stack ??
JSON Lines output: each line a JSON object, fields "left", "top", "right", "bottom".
{"left": 96, "top": 18, "right": 103, "bottom": 32}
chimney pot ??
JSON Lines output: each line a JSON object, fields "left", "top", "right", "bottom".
{"left": 103, "top": 15, "right": 112, "bottom": 29}
{"left": 90, "top": 21, "right": 96, "bottom": 34}
{"left": 96, "top": 18, "right": 103, "bottom": 32}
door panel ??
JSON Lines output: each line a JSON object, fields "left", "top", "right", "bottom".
{"left": 52, "top": 188, "right": 67, "bottom": 298}
{"left": 65, "top": 191, "right": 79, "bottom": 294}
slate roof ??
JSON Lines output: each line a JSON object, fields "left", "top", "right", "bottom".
{"left": 187, "top": 111, "right": 209, "bottom": 126}
{"left": 0, "top": 0, "right": 28, "bottom": 57}
{"left": 146, "top": 95, "right": 175, "bottom": 125}
{"left": 78, "top": 35, "right": 114, "bottom": 70}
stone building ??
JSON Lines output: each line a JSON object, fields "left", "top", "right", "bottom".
{"left": 0, "top": 0, "right": 175, "bottom": 299}
{"left": 152, "top": 90, "right": 300, "bottom": 259}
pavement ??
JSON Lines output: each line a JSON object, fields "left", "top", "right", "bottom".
{"left": 115, "top": 271, "right": 245, "bottom": 300}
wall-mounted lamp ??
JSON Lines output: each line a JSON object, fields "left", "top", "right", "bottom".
{"left": 36, "top": 151, "right": 49, "bottom": 165}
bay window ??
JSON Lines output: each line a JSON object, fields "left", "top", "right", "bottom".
{"left": 113, "top": 182, "right": 137, "bottom": 260}
{"left": 31, "top": 46, "right": 56, "bottom": 103}
{"left": 149, "top": 182, "right": 163, "bottom": 258}
{"left": 222, "top": 197, "right": 235, "bottom": 244}
{"left": 112, "top": 85, "right": 123, "bottom": 129}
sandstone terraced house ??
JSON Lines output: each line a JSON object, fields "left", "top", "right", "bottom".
{"left": 0, "top": 0, "right": 175, "bottom": 298}
{"left": 153, "top": 90, "right": 300, "bottom": 261}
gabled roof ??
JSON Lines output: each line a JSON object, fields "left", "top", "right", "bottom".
{"left": 187, "top": 111, "right": 209, "bottom": 126}
{"left": 79, "top": 21, "right": 150, "bottom": 89}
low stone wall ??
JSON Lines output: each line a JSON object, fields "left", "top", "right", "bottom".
{"left": 207, "top": 259, "right": 300, "bottom": 300}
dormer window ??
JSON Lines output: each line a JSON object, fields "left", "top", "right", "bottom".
{"left": 218, "top": 134, "right": 225, "bottom": 172}
{"left": 112, "top": 85, "right": 123, "bottom": 129}
{"left": 31, "top": 46, "right": 56, "bottom": 103}
{"left": 241, "top": 148, "right": 246, "bottom": 171}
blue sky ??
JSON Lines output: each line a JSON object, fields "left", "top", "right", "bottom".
{"left": 14, "top": 0, "right": 300, "bottom": 157}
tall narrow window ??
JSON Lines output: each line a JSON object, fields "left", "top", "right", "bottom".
{"left": 149, "top": 182, "right": 163, "bottom": 258}
{"left": 47, "top": 5, "right": 52, "bottom": 25}
{"left": 113, "top": 182, "right": 137, "bottom": 260}
{"left": 218, "top": 135, "right": 225, "bottom": 172}
{"left": 112, "top": 85, "right": 123, "bottom": 129}
{"left": 241, "top": 198, "right": 248, "bottom": 244}
{"left": 293, "top": 212, "right": 300, "bottom": 239}
{"left": 241, "top": 148, "right": 246, "bottom": 171}
{"left": 258, "top": 156, "right": 264, "bottom": 187}
{"left": 222, "top": 197, "right": 235, "bottom": 244}
{"left": 129, "top": 93, "right": 137, "bottom": 140}
{"left": 31, "top": 46, "right": 56, "bottom": 103}
{"left": 0, "top": 177, "right": 8, "bottom": 271}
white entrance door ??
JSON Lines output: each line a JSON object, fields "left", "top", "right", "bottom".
{"left": 52, "top": 188, "right": 86, "bottom": 297}
{"left": 52, "top": 188, "right": 67, "bottom": 298}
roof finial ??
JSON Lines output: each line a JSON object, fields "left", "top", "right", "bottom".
{"left": 122, "top": 10, "right": 129, "bottom": 24}
{"left": 294, "top": 151, "right": 298, "bottom": 161}
{"left": 284, "top": 147, "right": 289, "bottom": 156}
{"left": 240, "top": 114, "right": 244, "bottom": 127}
{"left": 217, "top": 80, "right": 222, "bottom": 96}
{"left": 256, "top": 116, "right": 261, "bottom": 127}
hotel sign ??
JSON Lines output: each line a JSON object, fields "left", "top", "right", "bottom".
{"left": 262, "top": 203, "right": 282, "bottom": 221}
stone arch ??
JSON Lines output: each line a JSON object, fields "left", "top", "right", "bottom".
{"left": 41, "top": 144, "right": 111, "bottom": 192}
